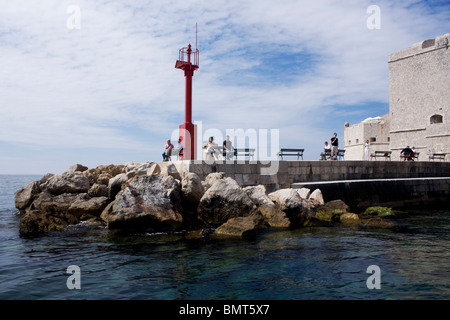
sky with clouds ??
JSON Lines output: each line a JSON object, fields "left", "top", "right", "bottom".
{"left": 0, "top": 0, "right": 449, "bottom": 174}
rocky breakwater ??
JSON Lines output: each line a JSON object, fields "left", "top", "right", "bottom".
{"left": 15, "top": 162, "right": 396, "bottom": 238}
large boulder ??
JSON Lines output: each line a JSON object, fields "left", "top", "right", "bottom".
{"left": 67, "top": 194, "right": 110, "bottom": 220}
{"left": 43, "top": 172, "right": 90, "bottom": 195}
{"left": 84, "top": 164, "right": 124, "bottom": 185}
{"left": 309, "top": 189, "right": 325, "bottom": 206}
{"left": 203, "top": 172, "right": 225, "bottom": 191}
{"left": 297, "top": 187, "right": 311, "bottom": 200}
{"left": 18, "top": 191, "right": 111, "bottom": 236}
{"left": 108, "top": 173, "right": 129, "bottom": 199}
{"left": 268, "top": 188, "right": 315, "bottom": 227}
{"left": 19, "top": 210, "right": 68, "bottom": 236}
{"left": 159, "top": 162, "right": 182, "bottom": 181}
{"left": 88, "top": 183, "right": 109, "bottom": 198}
{"left": 66, "top": 164, "right": 89, "bottom": 173}
{"left": 243, "top": 185, "right": 290, "bottom": 228}
{"left": 19, "top": 192, "right": 80, "bottom": 236}
{"left": 197, "top": 177, "right": 259, "bottom": 226}
{"left": 180, "top": 172, "right": 205, "bottom": 211}
{"left": 102, "top": 174, "right": 183, "bottom": 232}
{"left": 15, "top": 181, "right": 41, "bottom": 210}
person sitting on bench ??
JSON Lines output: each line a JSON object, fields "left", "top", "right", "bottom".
{"left": 162, "top": 139, "right": 174, "bottom": 161}
{"left": 176, "top": 138, "right": 184, "bottom": 159}
{"left": 207, "top": 136, "right": 220, "bottom": 160}
{"left": 223, "top": 135, "right": 235, "bottom": 160}
{"left": 401, "top": 146, "right": 414, "bottom": 161}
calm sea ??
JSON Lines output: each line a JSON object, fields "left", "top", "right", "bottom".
{"left": 0, "top": 174, "right": 449, "bottom": 300}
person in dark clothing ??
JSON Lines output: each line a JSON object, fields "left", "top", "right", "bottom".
{"left": 330, "top": 133, "right": 339, "bottom": 160}
{"left": 223, "top": 135, "right": 234, "bottom": 160}
{"left": 401, "top": 146, "right": 414, "bottom": 161}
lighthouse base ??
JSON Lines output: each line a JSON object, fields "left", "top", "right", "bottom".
{"left": 179, "top": 123, "right": 197, "bottom": 160}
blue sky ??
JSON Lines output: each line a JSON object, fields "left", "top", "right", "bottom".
{"left": 0, "top": 0, "right": 449, "bottom": 174}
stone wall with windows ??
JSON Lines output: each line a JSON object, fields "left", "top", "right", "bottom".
{"left": 388, "top": 33, "right": 450, "bottom": 160}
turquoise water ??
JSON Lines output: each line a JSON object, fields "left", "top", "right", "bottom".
{"left": 0, "top": 175, "right": 449, "bottom": 300}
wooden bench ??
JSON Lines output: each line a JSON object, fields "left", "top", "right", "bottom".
{"left": 234, "top": 148, "right": 255, "bottom": 160}
{"left": 320, "top": 150, "right": 331, "bottom": 160}
{"left": 429, "top": 153, "right": 445, "bottom": 161}
{"left": 400, "top": 152, "right": 419, "bottom": 161}
{"left": 370, "top": 151, "right": 392, "bottom": 160}
{"left": 320, "top": 149, "right": 344, "bottom": 160}
{"left": 277, "top": 148, "right": 304, "bottom": 160}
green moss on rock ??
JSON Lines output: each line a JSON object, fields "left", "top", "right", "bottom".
{"left": 363, "top": 206, "right": 395, "bottom": 217}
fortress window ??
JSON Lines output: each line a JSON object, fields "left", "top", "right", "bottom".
{"left": 356, "top": 139, "right": 359, "bottom": 144}
{"left": 370, "top": 137, "right": 377, "bottom": 142}
{"left": 430, "top": 114, "right": 443, "bottom": 124}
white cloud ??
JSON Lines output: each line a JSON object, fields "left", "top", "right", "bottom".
{"left": 0, "top": 0, "right": 449, "bottom": 173}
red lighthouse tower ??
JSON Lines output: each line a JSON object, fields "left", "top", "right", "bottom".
{"left": 175, "top": 44, "right": 199, "bottom": 160}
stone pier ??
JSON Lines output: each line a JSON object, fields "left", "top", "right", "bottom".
{"left": 168, "top": 160, "right": 450, "bottom": 210}
{"left": 170, "top": 160, "right": 450, "bottom": 189}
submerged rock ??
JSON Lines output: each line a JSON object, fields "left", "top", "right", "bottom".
{"left": 213, "top": 216, "right": 264, "bottom": 240}
{"left": 339, "top": 213, "right": 360, "bottom": 224}
{"left": 362, "top": 206, "right": 395, "bottom": 217}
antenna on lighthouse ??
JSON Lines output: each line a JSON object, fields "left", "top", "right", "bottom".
{"left": 196, "top": 22, "right": 198, "bottom": 51}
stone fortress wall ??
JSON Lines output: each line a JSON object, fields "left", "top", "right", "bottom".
{"left": 345, "top": 33, "right": 450, "bottom": 161}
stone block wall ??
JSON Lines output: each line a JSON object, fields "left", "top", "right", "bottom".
{"left": 172, "top": 160, "right": 450, "bottom": 193}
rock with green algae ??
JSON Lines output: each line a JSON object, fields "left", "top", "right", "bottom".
{"left": 363, "top": 206, "right": 395, "bottom": 217}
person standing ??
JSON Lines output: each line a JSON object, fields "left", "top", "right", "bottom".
{"left": 330, "top": 133, "right": 339, "bottom": 160}
{"left": 364, "top": 140, "right": 370, "bottom": 161}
